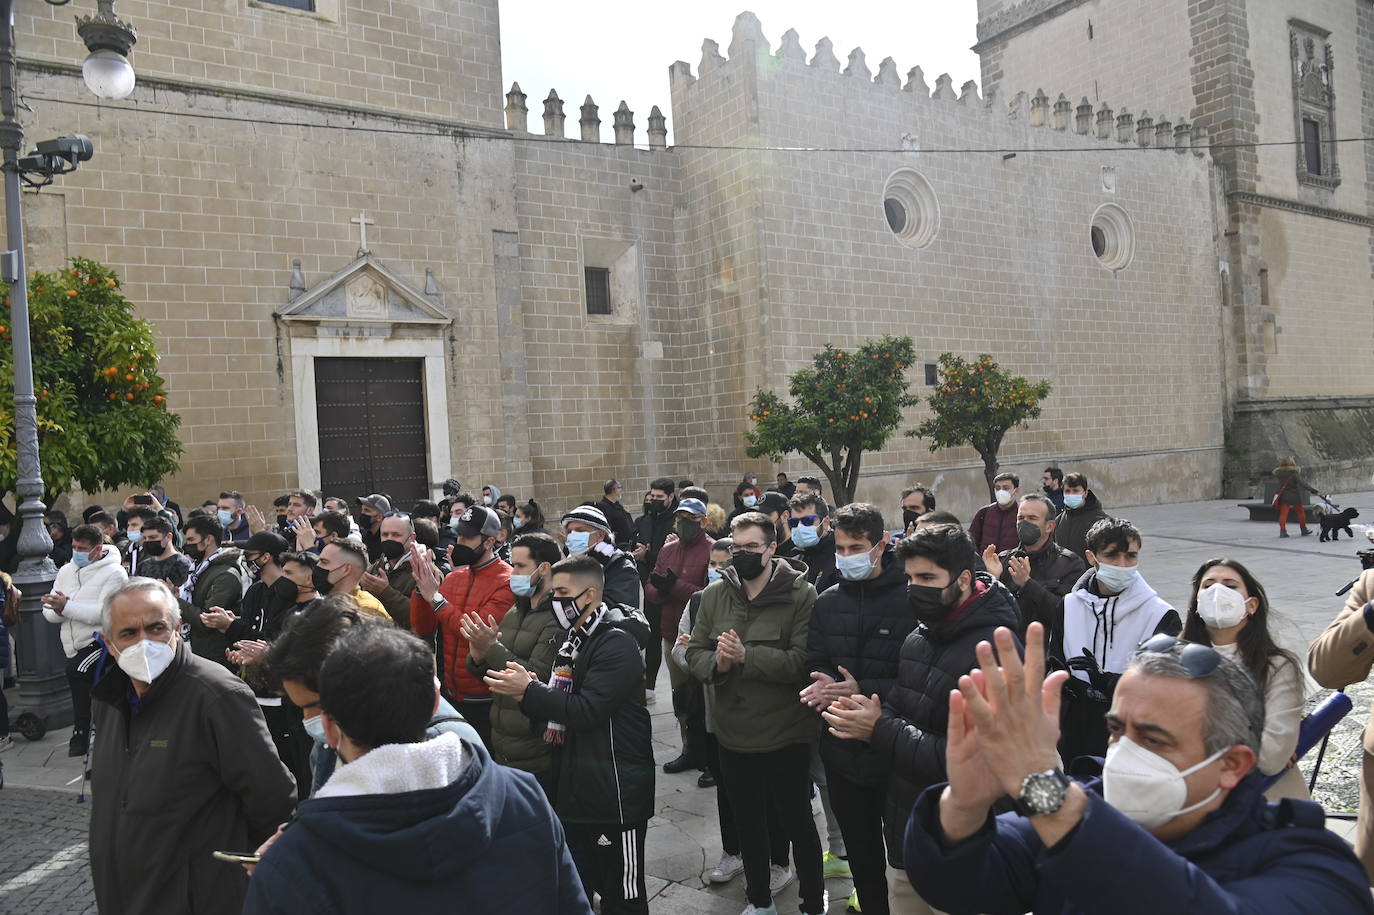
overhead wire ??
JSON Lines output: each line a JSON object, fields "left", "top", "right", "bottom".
{"left": 21, "top": 92, "right": 1373, "bottom": 157}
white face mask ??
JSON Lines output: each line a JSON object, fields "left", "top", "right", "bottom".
{"left": 115, "top": 637, "right": 176, "bottom": 684}
{"left": 994, "top": 488, "right": 1014, "bottom": 506}
{"left": 1094, "top": 561, "right": 1139, "bottom": 594}
{"left": 1196, "top": 582, "right": 1249, "bottom": 629}
{"left": 1103, "top": 735, "right": 1227, "bottom": 829}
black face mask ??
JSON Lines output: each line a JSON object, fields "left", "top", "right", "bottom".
{"left": 184, "top": 542, "right": 206, "bottom": 563}
{"left": 450, "top": 543, "right": 482, "bottom": 567}
{"left": 140, "top": 540, "right": 165, "bottom": 558}
{"left": 732, "top": 549, "right": 767, "bottom": 581}
{"left": 908, "top": 580, "right": 958, "bottom": 625}
{"left": 270, "top": 576, "right": 300, "bottom": 604}
{"left": 675, "top": 519, "right": 703, "bottom": 541}
{"left": 275, "top": 513, "right": 289, "bottom": 528}
{"left": 379, "top": 539, "right": 406, "bottom": 562}
{"left": 647, "top": 500, "right": 669, "bottom": 516}
{"left": 1016, "top": 521, "right": 1042, "bottom": 547}
{"left": 902, "top": 509, "right": 923, "bottom": 529}
{"left": 311, "top": 564, "right": 337, "bottom": 595}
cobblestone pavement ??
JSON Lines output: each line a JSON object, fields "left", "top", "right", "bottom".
{"left": 3, "top": 490, "right": 1374, "bottom": 912}
{"left": 0, "top": 787, "right": 96, "bottom": 915}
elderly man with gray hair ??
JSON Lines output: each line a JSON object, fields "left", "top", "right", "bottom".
{"left": 89, "top": 577, "right": 296, "bottom": 915}
{"left": 903, "top": 622, "right": 1374, "bottom": 914}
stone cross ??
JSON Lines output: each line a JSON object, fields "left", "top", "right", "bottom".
{"left": 350, "top": 212, "right": 375, "bottom": 255}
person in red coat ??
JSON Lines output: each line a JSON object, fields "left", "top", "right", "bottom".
{"left": 969, "top": 472, "right": 1022, "bottom": 553}
{"left": 646, "top": 497, "right": 715, "bottom": 773}
{"left": 410, "top": 504, "right": 513, "bottom": 749}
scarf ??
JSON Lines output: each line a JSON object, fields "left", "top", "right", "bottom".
{"left": 543, "top": 598, "right": 609, "bottom": 744}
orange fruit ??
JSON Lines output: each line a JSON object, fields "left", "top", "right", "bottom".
{"left": 108, "top": 393, "right": 116, "bottom": 401}
{"left": 67, "top": 289, "right": 77, "bottom": 297}
{"left": 154, "top": 395, "right": 164, "bottom": 404}
{"left": 125, "top": 393, "right": 134, "bottom": 401}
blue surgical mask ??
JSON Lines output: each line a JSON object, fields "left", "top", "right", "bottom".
{"left": 1095, "top": 561, "right": 1139, "bottom": 594}
{"left": 1064, "top": 493, "right": 1085, "bottom": 510}
{"left": 706, "top": 567, "right": 722, "bottom": 584}
{"left": 125, "top": 529, "right": 143, "bottom": 543}
{"left": 303, "top": 714, "right": 329, "bottom": 747}
{"left": 791, "top": 524, "right": 820, "bottom": 549}
{"left": 836, "top": 549, "right": 876, "bottom": 581}
{"left": 742, "top": 495, "right": 757, "bottom": 508}
{"left": 512, "top": 517, "right": 524, "bottom": 530}
{"left": 565, "top": 531, "right": 591, "bottom": 555}
{"left": 73, "top": 551, "right": 93, "bottom": 568}
{"left": 216, "top": 509, "right": 234, "bottom": 527}
{"left": 510, "top": 573, "right": 536, "bottom": 597}
{"left": 449, "top": 517, "right": 462, "bottom": 531}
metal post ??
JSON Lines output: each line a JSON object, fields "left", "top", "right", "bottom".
{"left": 1, "top": 0, "right": 66, "bottom": 727}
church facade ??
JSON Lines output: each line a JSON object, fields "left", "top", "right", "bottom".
{"left": 8, "top": 0, "right": 1359, "bottom": 517}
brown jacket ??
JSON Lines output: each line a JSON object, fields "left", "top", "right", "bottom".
{"left": 1308, "top": 568, "right": 1374, "bottom": 755}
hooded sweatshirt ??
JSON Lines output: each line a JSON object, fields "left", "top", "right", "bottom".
{"left": 1060, "top": 569, "right": 1176, "bottom": 680}
{"left": 43, "top": 545, "right": 127, "bottom": 656}
{"left": 242, "top": 735, "right": 588, "bottom": 915}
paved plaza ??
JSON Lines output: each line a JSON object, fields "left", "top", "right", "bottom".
{"left": 3, "top": 490, "right": 1373, "bottom": 913}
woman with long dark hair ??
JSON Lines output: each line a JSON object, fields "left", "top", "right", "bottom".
{"left": 1182, "top": 557, "right": 1308, "bottom": 799}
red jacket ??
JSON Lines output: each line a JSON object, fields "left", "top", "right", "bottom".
{"left": 645, "top": 533, "right": 715, "bottom": 641}
{"left": 969, "top": 502, "right": 1020, "bottom": 553}
{"left": 411, "top": 557, "right": 513, "bottom": 700}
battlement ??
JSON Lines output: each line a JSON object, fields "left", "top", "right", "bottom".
{"left": 669, "top": 11, "right": 1209, "bottom": 157}
{"left": 503, "top": 81, "right": 670, "bottom": 150}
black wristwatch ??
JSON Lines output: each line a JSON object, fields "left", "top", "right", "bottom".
{"left": 1014, "top": 768, "right": 1070, "bottom": 817}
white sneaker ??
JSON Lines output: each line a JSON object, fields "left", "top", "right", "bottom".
{"left": 645, "top": 689, "right": 657, "bottom": 705}
{"left": 709, "top": 853, "right": 744, "bottom": 883}
{"left": 0, "top": 735, "right": 13, "bottom": 753}
{"left": 741, "top": 906, "right": 778, "bottom": 915}
{"left": 768, "top": 864, "right": 794, "bottom": 894}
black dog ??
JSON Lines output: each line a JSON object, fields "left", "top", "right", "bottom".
{"left": 1320, "top": 507, "right": 1360, "bottom": 542}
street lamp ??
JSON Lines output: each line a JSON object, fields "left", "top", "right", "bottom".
{"left": 3, "top": 0, "right": 135, "bottom": 733}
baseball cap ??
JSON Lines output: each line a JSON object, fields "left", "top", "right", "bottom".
{"left": 230, "top": 530, "right": 290, "bottom": 557}
{"left": 356, "top": 494, "right": 392, "bottom": 514}
{"left": 560, "top": 505, "right": 612, "bottom": 535}
{"left": 675, "top": 498, "right": 707, "bottom": 518}
{"left": 756, "top": 492, "right": 790, "bottom": 515}
{"left": 453, "top": 504, "right": 502, "bottom": 538}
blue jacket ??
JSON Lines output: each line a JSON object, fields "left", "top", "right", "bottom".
{"left": 904, "top": 772, "right": 1374, "bottom": 914}
{"left": 244, "top": 740, "right": 589, "bottom": 915}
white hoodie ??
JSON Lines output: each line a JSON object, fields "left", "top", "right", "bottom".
{"left": 1061, "top": 572, "right": 1174, "bottom": 680}
{"left": 42, "top": 545, "right": 128, "bottom": 656}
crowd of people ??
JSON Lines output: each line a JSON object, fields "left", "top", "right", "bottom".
{"left": 2, "top": 463, "right": 1374, "bottom": 914}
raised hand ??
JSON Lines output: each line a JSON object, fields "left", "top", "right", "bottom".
{"left": 981, "top": 544, "right": 1003, "bottom": 581}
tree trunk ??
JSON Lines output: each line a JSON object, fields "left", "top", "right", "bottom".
{"left": 822, "top": 466, "right": 852, "bottom": 507}
{"left": 980, "top": 449, "right": 1000, "bottom": 503}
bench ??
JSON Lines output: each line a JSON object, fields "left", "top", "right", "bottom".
{"left": 1240, "top": 481, "right": 1313, "bottom": 522}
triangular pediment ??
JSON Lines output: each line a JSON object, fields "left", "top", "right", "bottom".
{"left": 277, "top": 255, "right": 451, "bottom": 326}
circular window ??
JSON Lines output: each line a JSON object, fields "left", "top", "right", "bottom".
{"left": 1089, "top": 203, "right": 1135, "bottom": 271}
{"left": 881, "top": 169, "right": 940, "bottom": 248}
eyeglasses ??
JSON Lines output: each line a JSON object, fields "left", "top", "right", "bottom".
{"left": 787, "top": 515, "right": 819, "bottom": 529}
{"left": 383, "top": 511, "right": 410, "bottom": 520}
{"left": 1136, "top": 634, "right": 1222, "bottom": 679}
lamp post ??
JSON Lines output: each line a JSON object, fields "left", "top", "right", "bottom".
{"left": 3, "top": 0, "right": 134, "bottom": 730}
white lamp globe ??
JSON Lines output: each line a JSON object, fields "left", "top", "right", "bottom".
{"left": 82, "top": 49, "right": 135, "bottom": 100}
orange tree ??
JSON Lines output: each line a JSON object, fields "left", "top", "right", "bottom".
{"left": 744, "top": 335, "right": 918, "bottom": 505}
{"left": 911, "top": 353, "right": 1051, "bottom": 501}
{"left": 0, "top": 258, "right": 181, "bottom": 505}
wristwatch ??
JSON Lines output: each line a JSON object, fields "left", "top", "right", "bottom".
{"left": 1014, "top": 768, "right": 1071, "bottom": 817}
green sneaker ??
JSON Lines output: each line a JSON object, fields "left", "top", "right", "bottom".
{"left": 822, "top": 851, "right": 852, "bottom": 879}
{"left": 846, "top": 889, "right": 861, "bottom": 912}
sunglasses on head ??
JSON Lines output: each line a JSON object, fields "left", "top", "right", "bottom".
{"left": 1136, "top": 633, "right": 1222, "bottom": 679}
{"left": 787, "top": 515, "right": 819, "bottom": 529}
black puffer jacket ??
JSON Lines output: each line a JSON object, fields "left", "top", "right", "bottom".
{"left": 590, "top": 541, "right": 644, "bottom": 611}
{"left": 779, "top": 532, "right": 837, "bottom": 587}
{"left": 808, "top": 551, "right": 915, "bottom": 787}
{"left": 869, "top": 572, "right": 1021, "bottom": 865}
{"left": 997, "top": 541, "right": 1086, "bottom": 635}
{"left": 518, "top": 605, "right": 655, "bottom": 826}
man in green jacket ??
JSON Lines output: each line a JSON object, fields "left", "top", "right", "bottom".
{"left": 465, "top": 532, "right": 562, "bottom": 793}
{"left": 686, "top": 511, "right": 824, "bottom": 915}
{"left": 180, "top": 514, "right": 248, "bottom": 669}
{"left": 362, "top": 512, "right": 419, "bottom": 628}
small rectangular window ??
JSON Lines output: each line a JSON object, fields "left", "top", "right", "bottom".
{"left": 585, "top": 267, "right": 612, "bottom": 315}
{"left": 1303, "top": 119, "right": 1322, "bottom": 176}
{"left": 924, "top": 363, "right": 939, "bottom": 386}
{"left": 261, "top": 0, "right": 315, "bottom": 10}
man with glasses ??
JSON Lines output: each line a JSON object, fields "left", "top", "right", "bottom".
{"left": 686, "top": 511, "right": 826, "bottom": 915}
{"left": 904, "top": 624, "right": 1374, "bottom": 914}
{"left": 778, "top": 491, "right": 836, "bottom": 587}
